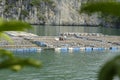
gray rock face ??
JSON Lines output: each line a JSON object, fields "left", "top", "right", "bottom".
{"left": 49, "top": 0, "right": 101, "bottom": 25}
{"left": 0, "top": 0, "right": 101, "bottom": 25}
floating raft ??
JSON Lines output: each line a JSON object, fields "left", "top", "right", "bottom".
{"left": 0, "top": 31, "right": 119, "bottom": 53}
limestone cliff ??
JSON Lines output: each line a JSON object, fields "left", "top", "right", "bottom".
{"left": 0, "top": 0, "right": 101, "bottom": 25}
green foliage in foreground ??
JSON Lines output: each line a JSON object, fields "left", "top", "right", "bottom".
{"left": 0, "top": 19, "right": 31, "bottom": 31}
{"left": 0, "top": 19, "right": 42, "bottom": 71}
{"left": 80, "top": 1, "right": 120, "bottom": 17}
{"left": 0, "top": 49, "right": 42, "bottom": 71}
{"left": 80, "top": 0, "right": 120, "bottom": 80}
{"left": 98, "top": 55, "right": 120, "bottom": 80}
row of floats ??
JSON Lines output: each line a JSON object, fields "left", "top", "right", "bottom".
{"left": 5, "top": 47, "right": 119, "bottom": 53}
{"left": 55, "top": 47, "right": 119, "bottom": 53}
{"left": 6, "top": 48, "right": 41, "bottom": 53}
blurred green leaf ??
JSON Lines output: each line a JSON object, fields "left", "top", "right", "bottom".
{"left": 80, "top": 1, "right": 120, "bottom": 17}
{"left": 0, "top": 32, "right": 13, "bottom": 43}
{"left": 0, "top": 56, "right": 42, "bottom": 71}
{"left": 0, "top": 18, "right": 42, "bottom": 71}
{"left": 0, "top": 49, "right": 14, "bottom": 58}
{"left": 0, "top": 49, "right": 42, "bottom": 71}
{"left": 80, "top": 1, "right": 120, "bottom": 80}
{"left": 0, "top": 18, "right": 32, "bottom": 32}
{"left": 98, "top": 55, "right": 120, "bottom": 80}
{"left": 11, "top": 65, "right": 23, "bottom": 71}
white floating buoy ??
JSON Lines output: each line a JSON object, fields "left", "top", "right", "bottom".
{"left": 37, "top": 48, "right": 42, "bottom": 52}
{"left": 55, "top": 48, "right": 61, "bottom": 52}
{"left": 80, "top": 47, "right": 86, "bottom": 51}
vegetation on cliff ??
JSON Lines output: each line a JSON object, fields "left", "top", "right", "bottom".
{"left": 0, "top": 0, "right": 101, "bottom": 25}
{"left": 0, "top": 0, "right": 55, "bottom": 24}
{"left": 0, "top": 0, "right": 120, "bottom": 27}
{"left": 81, "top": 0, "right": 120, "bottom": 28}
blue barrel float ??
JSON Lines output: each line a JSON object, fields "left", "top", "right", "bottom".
{"left": 29, "top": 48, "right": 37, "bottom": 53}
{"left": 109, "top": 47, "right": 118, "bottom": 51}
{"left": 16, "top": 48, "right": 24, "bottom": 53}
{"left": 60, "top": 48, "right": 68, "bottom": 53}
{"left": 34, "top": 41, "right": 47, "bottom": 47}
{"left": 85, "top": 47, "right": 93, "bottom": 52}
{"left": 92, "top": 47, "right": 105, "bottom": 51}
{"left": 6, "top": 48, "right": 38, "bottom": 53}
{"left": 98, "top": 48, "right": 105, "bottom": 51}
{"left": 55, "top": 47, "right": 68, "bottom": 53}
{"left": 72, "top": 47, "right": 80, "bottom": 52}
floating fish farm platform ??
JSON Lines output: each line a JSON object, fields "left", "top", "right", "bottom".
{"left": 0, "top": 31, "right": 120, "bottom": 53}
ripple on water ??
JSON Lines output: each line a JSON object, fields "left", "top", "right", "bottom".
{"left": 0, "top": 51, "right": 119, "bottom": 80}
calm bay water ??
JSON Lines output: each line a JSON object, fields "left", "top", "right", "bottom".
{"left": 28, "top": 25, "right": 120, "bottom": 36}
{"left": 0, "top": 26, "right": 120, "bottom": 80}
{"left": 0, "top": 51, "right": 120, "bottom": 80}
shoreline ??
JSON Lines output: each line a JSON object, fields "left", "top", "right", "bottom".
{"left": 30, "top": 24, "right": 120, "bottom": 29}
{"left": 31, "top": 24, "right": 100, "bottom": 27}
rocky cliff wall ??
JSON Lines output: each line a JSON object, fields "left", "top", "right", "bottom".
{"left": 0, "top": 0, "right": 101, "bottom": 25}
{"left": 51, "top": 0, "right": 101, "bottom": 25}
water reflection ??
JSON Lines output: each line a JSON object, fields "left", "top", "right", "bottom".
{"left": 27, "top": 25, "right": 120, "bottom": 36}
{"left": 0, "top": 50, "right": 120, "bottom": 80}
{"left": 100, "top": 27, "right": 120, "bottom": 36}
